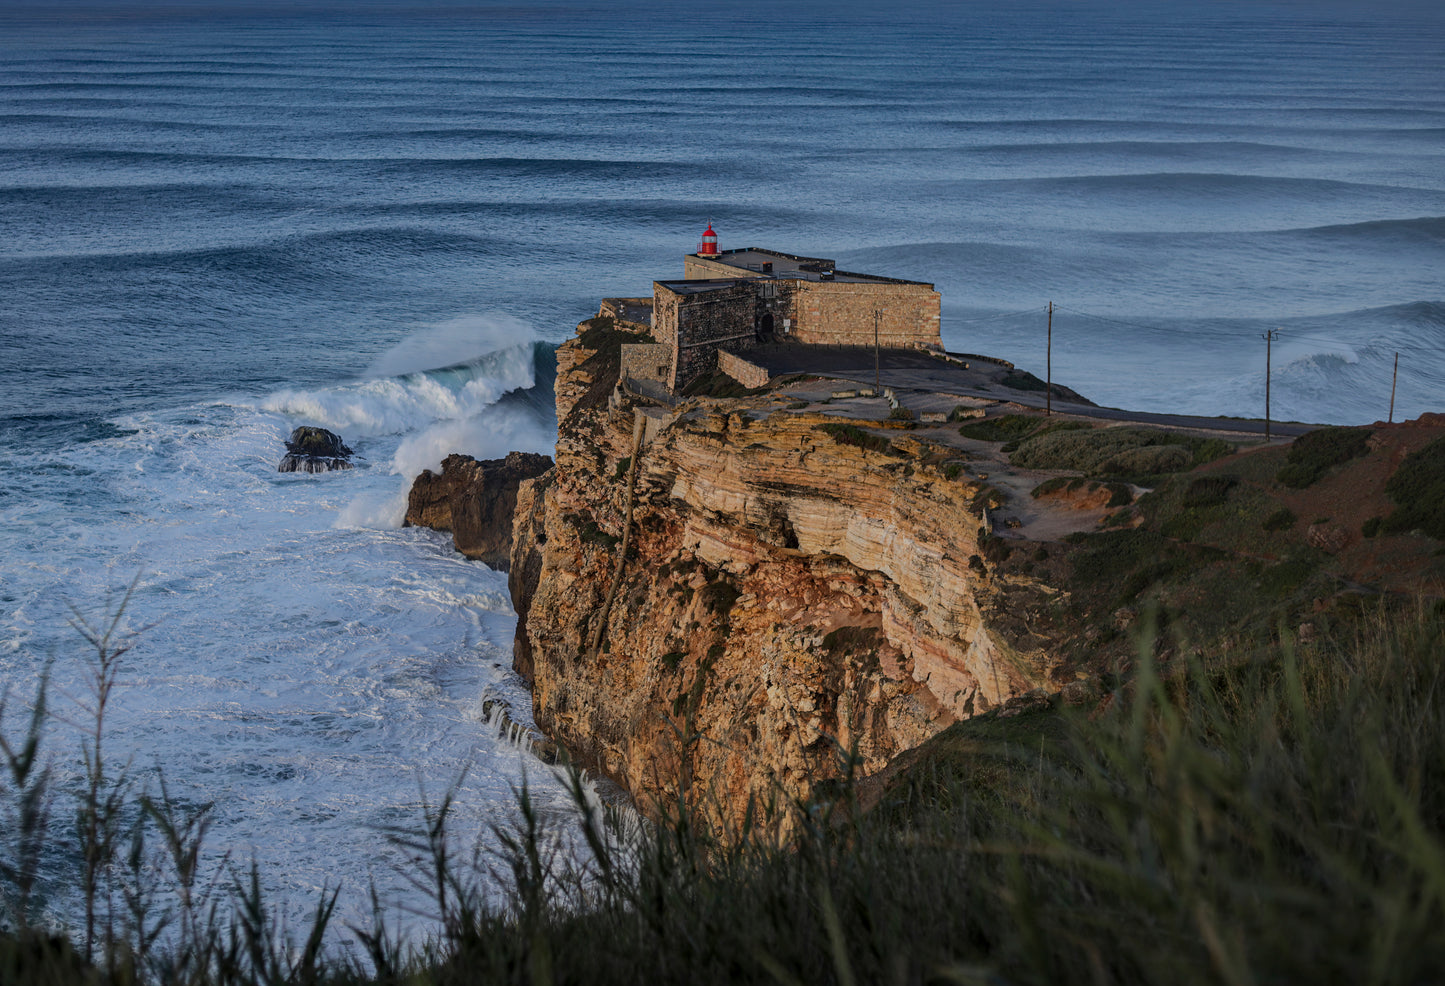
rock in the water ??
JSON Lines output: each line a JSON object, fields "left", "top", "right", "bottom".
{"left": 278, "top": 426, "right": 355, "bottom": 473}
{"left": 405, "top": 450, "right": 554, "bottom": 570}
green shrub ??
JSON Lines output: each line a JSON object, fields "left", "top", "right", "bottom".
{"left": 943, "top": 462, "right": 965, "bottom": 480}
{"left": 1070, "top": 529, "right": 1171, "bottom": 583}
{"left": 1276, "top": 426, "right": 1372, "bottom": 489}
{"left": 981, "top": 535, "right": 1012, "bottom": 564}
{"left": 568, "top": 513, "right": 621, "bottom": 549}
{"left": 1258, "top": 551, "right": 1322, "bottom": 598}
{"left": 1011, "top": 426, "right": 1232, "bottom": 478}
{"left": 1362, "top": 516, "right": 1383, "bottom": 538}
{"left": 959, "top": 414, "right": 1049, "bottom": 443}
{"left": 887, "top": 406, "right": 915, "bottom": 421}
{"left": 1182, "top": 475, "right": 1238, "bottom": 509}
{"left": 819, "top": 422, "right": 898, "bottom": 455}
{"left": 1192, "top": 437, "right": 1236, "bottom": 467}
{"left": 1103, "top": 443, "right": 1191, "bottom": 474}
{"left": 1000, "top": 368, "right": 1050, "bottom": 392}
{"left": 1381, "top": 435, "right": 1445, "bottom": 539}
{"left": 1262, "top": 507, "right": 1297, "bottom": 532}
{"left": 1031, "top": 477, "right": 1070, "bottom": 498}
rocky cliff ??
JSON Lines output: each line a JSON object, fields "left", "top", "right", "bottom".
{"left": 509, "top": 316, "right": 1061, "bottom": 819}
{"left": 404, "top": 451, "right": 553, "bottom": 570}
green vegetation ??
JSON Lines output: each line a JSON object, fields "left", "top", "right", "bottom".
{"left": 1275, "top": 425, "right": 1372, "bottom": 489}
{"left": 1262, "top": 506, "right": 1297, "bottom": 532}
{"left": 886, "top": 406, "right": 915, "bottom": 421}
{"left": 958, "top": 413, "right": 1051, "bottom": 443}
{"left": 569, "top": 316, "right": 658, "bottom": 417}
{"left": 942, "top": 461, "right": 965, "bottom": 480}
{"left": 565, "top": 512, "right": 621, "bottom": 550}
{"left": 1009, "top": 426, "right": 1233, "bottom": 477}
{"left": 1030, "top": 475, "right": 1071, "bottom": 497}
{"left": 1180, "top": 474, "right": 1238, "bottom": 508}
{"left": 10, "top": 602, "right": 1442, "bottom": 985}
{"left": 1381, "top": 435, "right": 1445, "bottom": 538}
{"left": 818, "top": 422, "right": 899, "bottom": 456}
{"left": 999, "top": 368, "right": 1051, "bottom": 392}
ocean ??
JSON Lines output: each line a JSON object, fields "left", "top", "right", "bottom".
{"left": 2, "top": 0, "right": 1442, "bottom": 942}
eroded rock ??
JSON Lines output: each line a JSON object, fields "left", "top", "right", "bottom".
{"left": 405, "top": 451, "right": 554, "bottom": 570}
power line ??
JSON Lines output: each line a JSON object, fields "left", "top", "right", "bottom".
{"left": 949, "top": 307, "right": 1048, "bottom": 324}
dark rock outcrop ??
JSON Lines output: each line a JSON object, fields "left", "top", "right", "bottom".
{"left": 405, "top": 451, "right": 554, "bottom": 570}
{"left": 278, "top": 426, "right": 354, "bottom": 473}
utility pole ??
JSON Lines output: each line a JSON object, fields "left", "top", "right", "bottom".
{"left": 874, "top": 309, "right": 881, "bottom": 396}
{"left": 1263, "top": 329, "right": 1280, "bottom": 440}
{"left": 1389, "top": 351, "right": 1399, "bottom": 423}
{"left": 1046, "top": 301, "right": 1053, "bottom": 416}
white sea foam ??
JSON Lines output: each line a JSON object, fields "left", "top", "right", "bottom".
{"left": 365, "top": 313, "right": 536, "bottom": 379}
{"left": 263, "top": 318, "right": 541, "bottom": 438}
{"left": 0, "top": 346, "right": 581, "bottom": 942}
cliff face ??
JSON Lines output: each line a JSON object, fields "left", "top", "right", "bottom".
{"left": 512, "top": 318, "right": 1057, "bottom": 817}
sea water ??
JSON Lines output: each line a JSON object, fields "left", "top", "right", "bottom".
{"left": 1, "top": 0, "right": 1442, "bottom": 942}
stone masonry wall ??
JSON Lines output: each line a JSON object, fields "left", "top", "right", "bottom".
{"left": 717, "top": 350, "right": 770, "bottom": 389}
{"left": 621, "top": 343, "right": 673, "bottom": 388}
{"left": 657, "top": 281, "right": 762, "bottom": 389}
{"left": 789, "top": 280, "right": 941, "bottom": 349}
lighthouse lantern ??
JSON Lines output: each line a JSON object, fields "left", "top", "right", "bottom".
{"left": 697, "top": 223, "right": 719, "bottom": 256}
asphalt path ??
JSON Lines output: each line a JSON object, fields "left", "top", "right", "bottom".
{"left": 750, "top": 344, "right": 1319, "bottom": 439}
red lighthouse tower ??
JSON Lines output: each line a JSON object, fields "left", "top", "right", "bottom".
{"left": 696, "top": 223, "right": 719, "bottom": 256}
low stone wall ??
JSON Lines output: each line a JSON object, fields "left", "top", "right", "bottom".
{"left": 718, "top": 350, "right": 770, "bottom": 389}
{"left": 621, "top": 343, "right": 672, "bottom": 389}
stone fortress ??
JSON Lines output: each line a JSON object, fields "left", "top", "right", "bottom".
{"left": 620, "top": 225, "right": 944, "bottom": 395}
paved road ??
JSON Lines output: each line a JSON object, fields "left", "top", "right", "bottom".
{"left": 750, "top": 344, "right": 1318, "bottom": 439}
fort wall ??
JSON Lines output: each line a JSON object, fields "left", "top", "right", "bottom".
{"left": 621, "top": 343, "right": 673, "bottom": 388}
{"left": 717, "top": 350, "right": 770, "bottom": 389}
{"left": 655, "top": 281, "right": 763, "bottom": 389}
{"left": 789, "top": 280, "right": 941, "bottom": 349}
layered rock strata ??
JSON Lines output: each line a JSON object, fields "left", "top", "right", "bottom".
{"left": 405, "top": 451, "right": 554, "bottom": 570}
{"left": 509, "top": 316, "right": 1059, "bottom": 820}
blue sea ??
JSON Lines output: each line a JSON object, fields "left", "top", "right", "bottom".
{"left": 2, "top": 0, "right": 1442, "bottom": 940}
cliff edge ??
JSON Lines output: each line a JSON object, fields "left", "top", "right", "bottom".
{"left": 508, "top": 315, "right": 1064, "bottom": 819}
